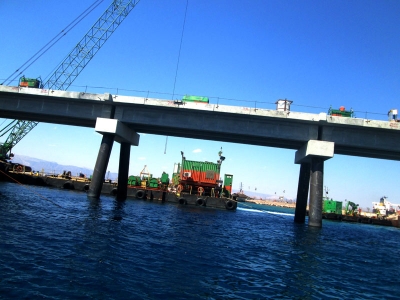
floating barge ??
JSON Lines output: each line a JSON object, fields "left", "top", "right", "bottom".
{"left": 117, "top": 150, "right": 237, "bottom": 210}
{"left": 324, "top": 213, "right": 398, "bottom": 227}
{"left": 321, "top": 195, "right": 400, "bottom": 227}
{"left": 0, "top": 150, "right": 237, "bottom": 211}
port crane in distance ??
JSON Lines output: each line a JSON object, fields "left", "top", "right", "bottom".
{"left": 0, "top": 0, "right": 141, "bottom": 162}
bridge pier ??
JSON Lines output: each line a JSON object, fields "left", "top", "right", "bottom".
{"left": 294, "top": 162, "right": 311, "bottom": 223}
{"left": 116, "top": 142, "right": 131, "bottom": 200}
{"left": 308, "top": 157, "right": 324, "bottom": 227}
{"left": 88, "top": 118, "right": 140, "bottom": 200}
{"left": 88, "top": 134, "right": 114, "bottom": 199}
{"left": 294, "top": 140, "right": 334, "bottom": 227}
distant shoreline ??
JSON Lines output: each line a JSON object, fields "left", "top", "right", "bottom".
{"left": 245, "top": 199, "right": 297, "bottom": 209}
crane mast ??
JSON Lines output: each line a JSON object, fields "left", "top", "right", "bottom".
{"left": 0, "top": 0, "right": 140, "bottom": 161}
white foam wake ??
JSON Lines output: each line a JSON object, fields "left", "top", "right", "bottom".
{"left": 237, "top": 207, "right": 294, "bottom": 217}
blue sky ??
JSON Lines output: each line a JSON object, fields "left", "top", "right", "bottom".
{"left": 1, "top": 0, "right": 400, "bottom": 209}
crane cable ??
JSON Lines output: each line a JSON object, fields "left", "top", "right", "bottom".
{"left": 171, "top": 0, "right": 189, "bottom": 100}
{"left": 1, "top": 0, "right": 104, "bottom": 86}
{"left": 165, "top": 0, "right": 189, "bottom": 154}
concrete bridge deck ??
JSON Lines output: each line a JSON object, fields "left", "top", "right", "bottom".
{"left": 1, "top": 85, "right": 399, "bottom": 160}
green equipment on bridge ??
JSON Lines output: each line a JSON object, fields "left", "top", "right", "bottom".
{"left": 328, "top": 106, "right": 354, "bottom": 117}
{"left": 18, "top": 76, "right": 42, "bottom": 88}
{"left": 182, "top": 95, "right": 209, "bottom": 103}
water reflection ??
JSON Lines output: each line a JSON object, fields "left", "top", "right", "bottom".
{"left": 1, "top": 182, "right": 399, "bottom": 299}
{"left": 112, "top": 198, "right": 125, "bottom": 221}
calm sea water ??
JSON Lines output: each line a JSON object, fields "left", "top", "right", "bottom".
{"left": 1, "top": 181, "right": 399, "bottom": 299}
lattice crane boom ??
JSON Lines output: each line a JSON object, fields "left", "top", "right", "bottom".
{"left": 44, "top": 0, "right": 140, "bottom": 90}
{"left": 0, "top": 0, "right": 140, "bottom": 161}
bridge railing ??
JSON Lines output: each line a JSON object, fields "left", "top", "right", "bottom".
{"left": 70, "top": 84, "right": 390, "bottom": 122}
{"left": 0, "top": 79, "right": 391, "bottom": 122}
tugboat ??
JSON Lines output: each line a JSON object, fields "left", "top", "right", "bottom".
{"left": 232, "top": 182, "right": 248, "bottom": 202}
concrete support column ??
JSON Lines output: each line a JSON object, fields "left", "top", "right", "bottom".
{"left": 294, "top": 163, "right": 310, "bottom": 223}
{"left": 294, "top": 140, "right": 334, "bottom": 228}
{"left": 308, "top": 157, "right": 324, "bottom": 227}
{"left": 90, "top": 118, "right": 140, "bottom": 200}
{"left": 88, "top": 134, "right": 114, "bottom": 199}
{"left": 116, "top": 142, "right": 131, "bottom": 201}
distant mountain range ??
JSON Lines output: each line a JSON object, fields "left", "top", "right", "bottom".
{"left": 10, "top": 154, "right": 118, "bottom": 180}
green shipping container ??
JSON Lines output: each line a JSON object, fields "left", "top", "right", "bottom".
{"left": 181, "top": 160, "right": 221, "bottom": 184}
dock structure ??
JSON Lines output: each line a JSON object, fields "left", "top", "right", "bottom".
{"left": 1, "top": 86, "right": 400, "bottom": 227}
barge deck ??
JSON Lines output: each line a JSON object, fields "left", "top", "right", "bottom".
{"left": 0, "top": 164, "right": 237, "bottom": 211}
